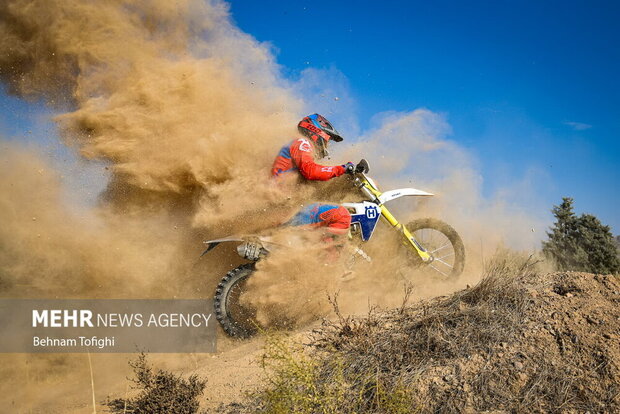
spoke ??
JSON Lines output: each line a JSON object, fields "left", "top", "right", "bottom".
{"left": 416, "top": 229, "right": 430, "bottom": 244}
{"left": 429, "top": 263, "right": 449, "bottom": 277}
{"left": 430, "top": 242, "right": 451, "bottom": 254}
{"left": 436, "top": 252, "right": 455, "bottom": 260}
{"left": 434, "top": 258, "right": 454, "bottom": 269}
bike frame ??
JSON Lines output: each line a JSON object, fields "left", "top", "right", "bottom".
{"left": 348, "top": 172, "right": 434, "bottom": 262}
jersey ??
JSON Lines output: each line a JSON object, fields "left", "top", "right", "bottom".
{"left": 271, "top": 138, "right": 346, "bottom": 181}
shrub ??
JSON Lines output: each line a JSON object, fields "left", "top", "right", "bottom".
{"left": 542, "top": 197, "right": 619, "bottom": 274}
{"left": 250, "top": 332, "right": 414, "bottom": 413}
{"left": 106, "top": 353, "right": 206, "bottom": 414}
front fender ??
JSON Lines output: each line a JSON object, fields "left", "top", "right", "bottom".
{"left": 378, "top": 188, "right": 434, "bottom": 204}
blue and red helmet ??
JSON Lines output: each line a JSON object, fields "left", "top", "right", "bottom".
{"left": 298, "top": 114, "right": 343, "bottom": 143}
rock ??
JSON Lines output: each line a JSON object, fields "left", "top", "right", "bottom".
{"left": 443, "top": 374, "right": 454, "bottom": 383}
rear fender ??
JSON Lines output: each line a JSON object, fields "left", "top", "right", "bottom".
{"left": 201, "top": 237, "right": 244, "bottom": 257}
{"left": 201, "top": 235, "right": 276, "bottom": 257}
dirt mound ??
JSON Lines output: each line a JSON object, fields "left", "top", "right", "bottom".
{"left": 242, "top": 266, "right": 620, "bottom": 413}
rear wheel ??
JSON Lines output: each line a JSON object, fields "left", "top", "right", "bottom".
{"left": 405, "top": 218, "right": 465, "bottom": 279}
{"left": 214, "top": 264, "right": 260, "bottom": 338}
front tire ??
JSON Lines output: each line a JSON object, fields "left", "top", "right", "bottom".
{"left": 405, "top": 218, "right": 465, "bottom": 279}
{"left": 214, "top": 264, "right": 259, "bottom": 338}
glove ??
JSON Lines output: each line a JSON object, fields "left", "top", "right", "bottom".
{"left": 343, "top": 162, "right": 355, "bottom": 175}
{"left": 355, "top": 159, "right": 369, "bottom": 173}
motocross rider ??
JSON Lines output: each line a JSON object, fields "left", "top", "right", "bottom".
{"left": 271, "top": 113, "right": 364, "bottom": 235}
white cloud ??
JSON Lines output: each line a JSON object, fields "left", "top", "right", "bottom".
{"left": 564, "top": 121, "right": 592, "bottom": 131}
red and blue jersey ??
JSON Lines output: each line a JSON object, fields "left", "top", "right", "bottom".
{"left": 272, "top": 136, "right": 351, "bottom": 233}
{"left": 271, "top": 138, "right": 346, "bottom": 181}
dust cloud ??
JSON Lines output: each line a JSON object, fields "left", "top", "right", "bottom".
{"left": 0, "top": 0, "right": 545, "bottom": 311}
{"left": 239, "top": 228, "right": 342, "bottom": 329}
{"left": 0, "top": 0, "right": 546, "bottom": 411}
{"left": 341, "top": 109, "right": 547, "bottom": 260}
{"left": 0, "top": 0, "right": 326, "bottom": 294}
{"left": 1, "top": 0, "right": 308, "bottom": 231}
{"left": 0, "top": 1, "right": 311, "bottom": 411}
{"left": 0, "top": 142, "right": 199, "bottom": 298}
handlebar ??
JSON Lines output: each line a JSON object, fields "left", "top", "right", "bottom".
{"left": 345, "top": 159, "right": 370, "bottom": 176}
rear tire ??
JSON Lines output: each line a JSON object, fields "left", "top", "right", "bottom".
{"left": 405, "top": 218, "right": 465, "bottom": 279}
{"left": 214, "top": 264, "right": 259, "bottom": 338}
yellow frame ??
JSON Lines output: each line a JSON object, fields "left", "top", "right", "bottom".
{"left": 360, "top": 178, "right": 432, "bottom": 262}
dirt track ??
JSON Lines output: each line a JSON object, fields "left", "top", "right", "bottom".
{"left": 196, "top": 336, "right": 265, "bottom": 412}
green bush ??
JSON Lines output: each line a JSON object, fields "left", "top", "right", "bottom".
{"left": 543, "top": 197, "right": 619, "bottom": 274}
{"left": 252, "top": 333, "right": 414, "bottom": 413}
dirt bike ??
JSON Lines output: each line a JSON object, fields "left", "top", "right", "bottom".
{"left": 202, "top": 161, "right": 465, "bottom": 338}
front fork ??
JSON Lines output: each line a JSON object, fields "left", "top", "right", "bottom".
{"left": 356, "top": 177, "right": 432, "bottom": 263}
{"left": 380, "top": 205, "right": 432, "bottom": 262}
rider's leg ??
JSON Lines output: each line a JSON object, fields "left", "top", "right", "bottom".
{"left": 288, "top": 203, "right": 355, "bottom": 280}
{"left": 316, "top": 205, "right": 351, "bottom": 235}
{"left": 286, "top": 203, "right": 322, "bottom": 227}
{"left": 287, "top": 203, "right": 351, "bottom": 234}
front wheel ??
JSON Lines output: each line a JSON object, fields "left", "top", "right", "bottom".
{"left": 214, "top": 264, "right": 260, "bottom": 338}
{"left": 405, "top": 218, "right": 465, "bottom": 279}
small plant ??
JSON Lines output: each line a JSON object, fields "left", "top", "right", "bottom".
{"left": 106, "top": 353, "right": 206, "bottom": 414}
{"left": 250, "top": 332, "right": 414, "bottom": 413}
{"left": 252, "top": 333, "right": 345, "bottom": 413}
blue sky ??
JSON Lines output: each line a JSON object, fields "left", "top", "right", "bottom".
{"left": 1, "top": 0, "right": 618, "bottom": 234}
{"left": 227, "top": 0, "right": 619, "bottom": 233}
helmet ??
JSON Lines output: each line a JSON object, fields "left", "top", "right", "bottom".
{"left": 298, "top": 114, "right": 344, "bottom": 143}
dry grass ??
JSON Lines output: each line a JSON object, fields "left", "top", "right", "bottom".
{"left": 244, "top": 331, "right": 416, "bottom": 414}
{"left": 228, "top": 249, "right": 538, "bottom": 413}
{"left": 106, "top": 353, "right": 206, "bottom": 414}
{"left": 304, "top": 249, "right": 540, "bottom": 412}
{"left": 224, "top": 248, "right": 620, "bottom": 413}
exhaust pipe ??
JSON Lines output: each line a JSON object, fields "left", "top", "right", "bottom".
{"left": 236, "top": 242, "right": 267, "bottom": 261}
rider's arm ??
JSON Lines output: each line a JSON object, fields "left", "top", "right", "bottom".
{"left": 290, "top": 138, "right": 347, "bottom": 181}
